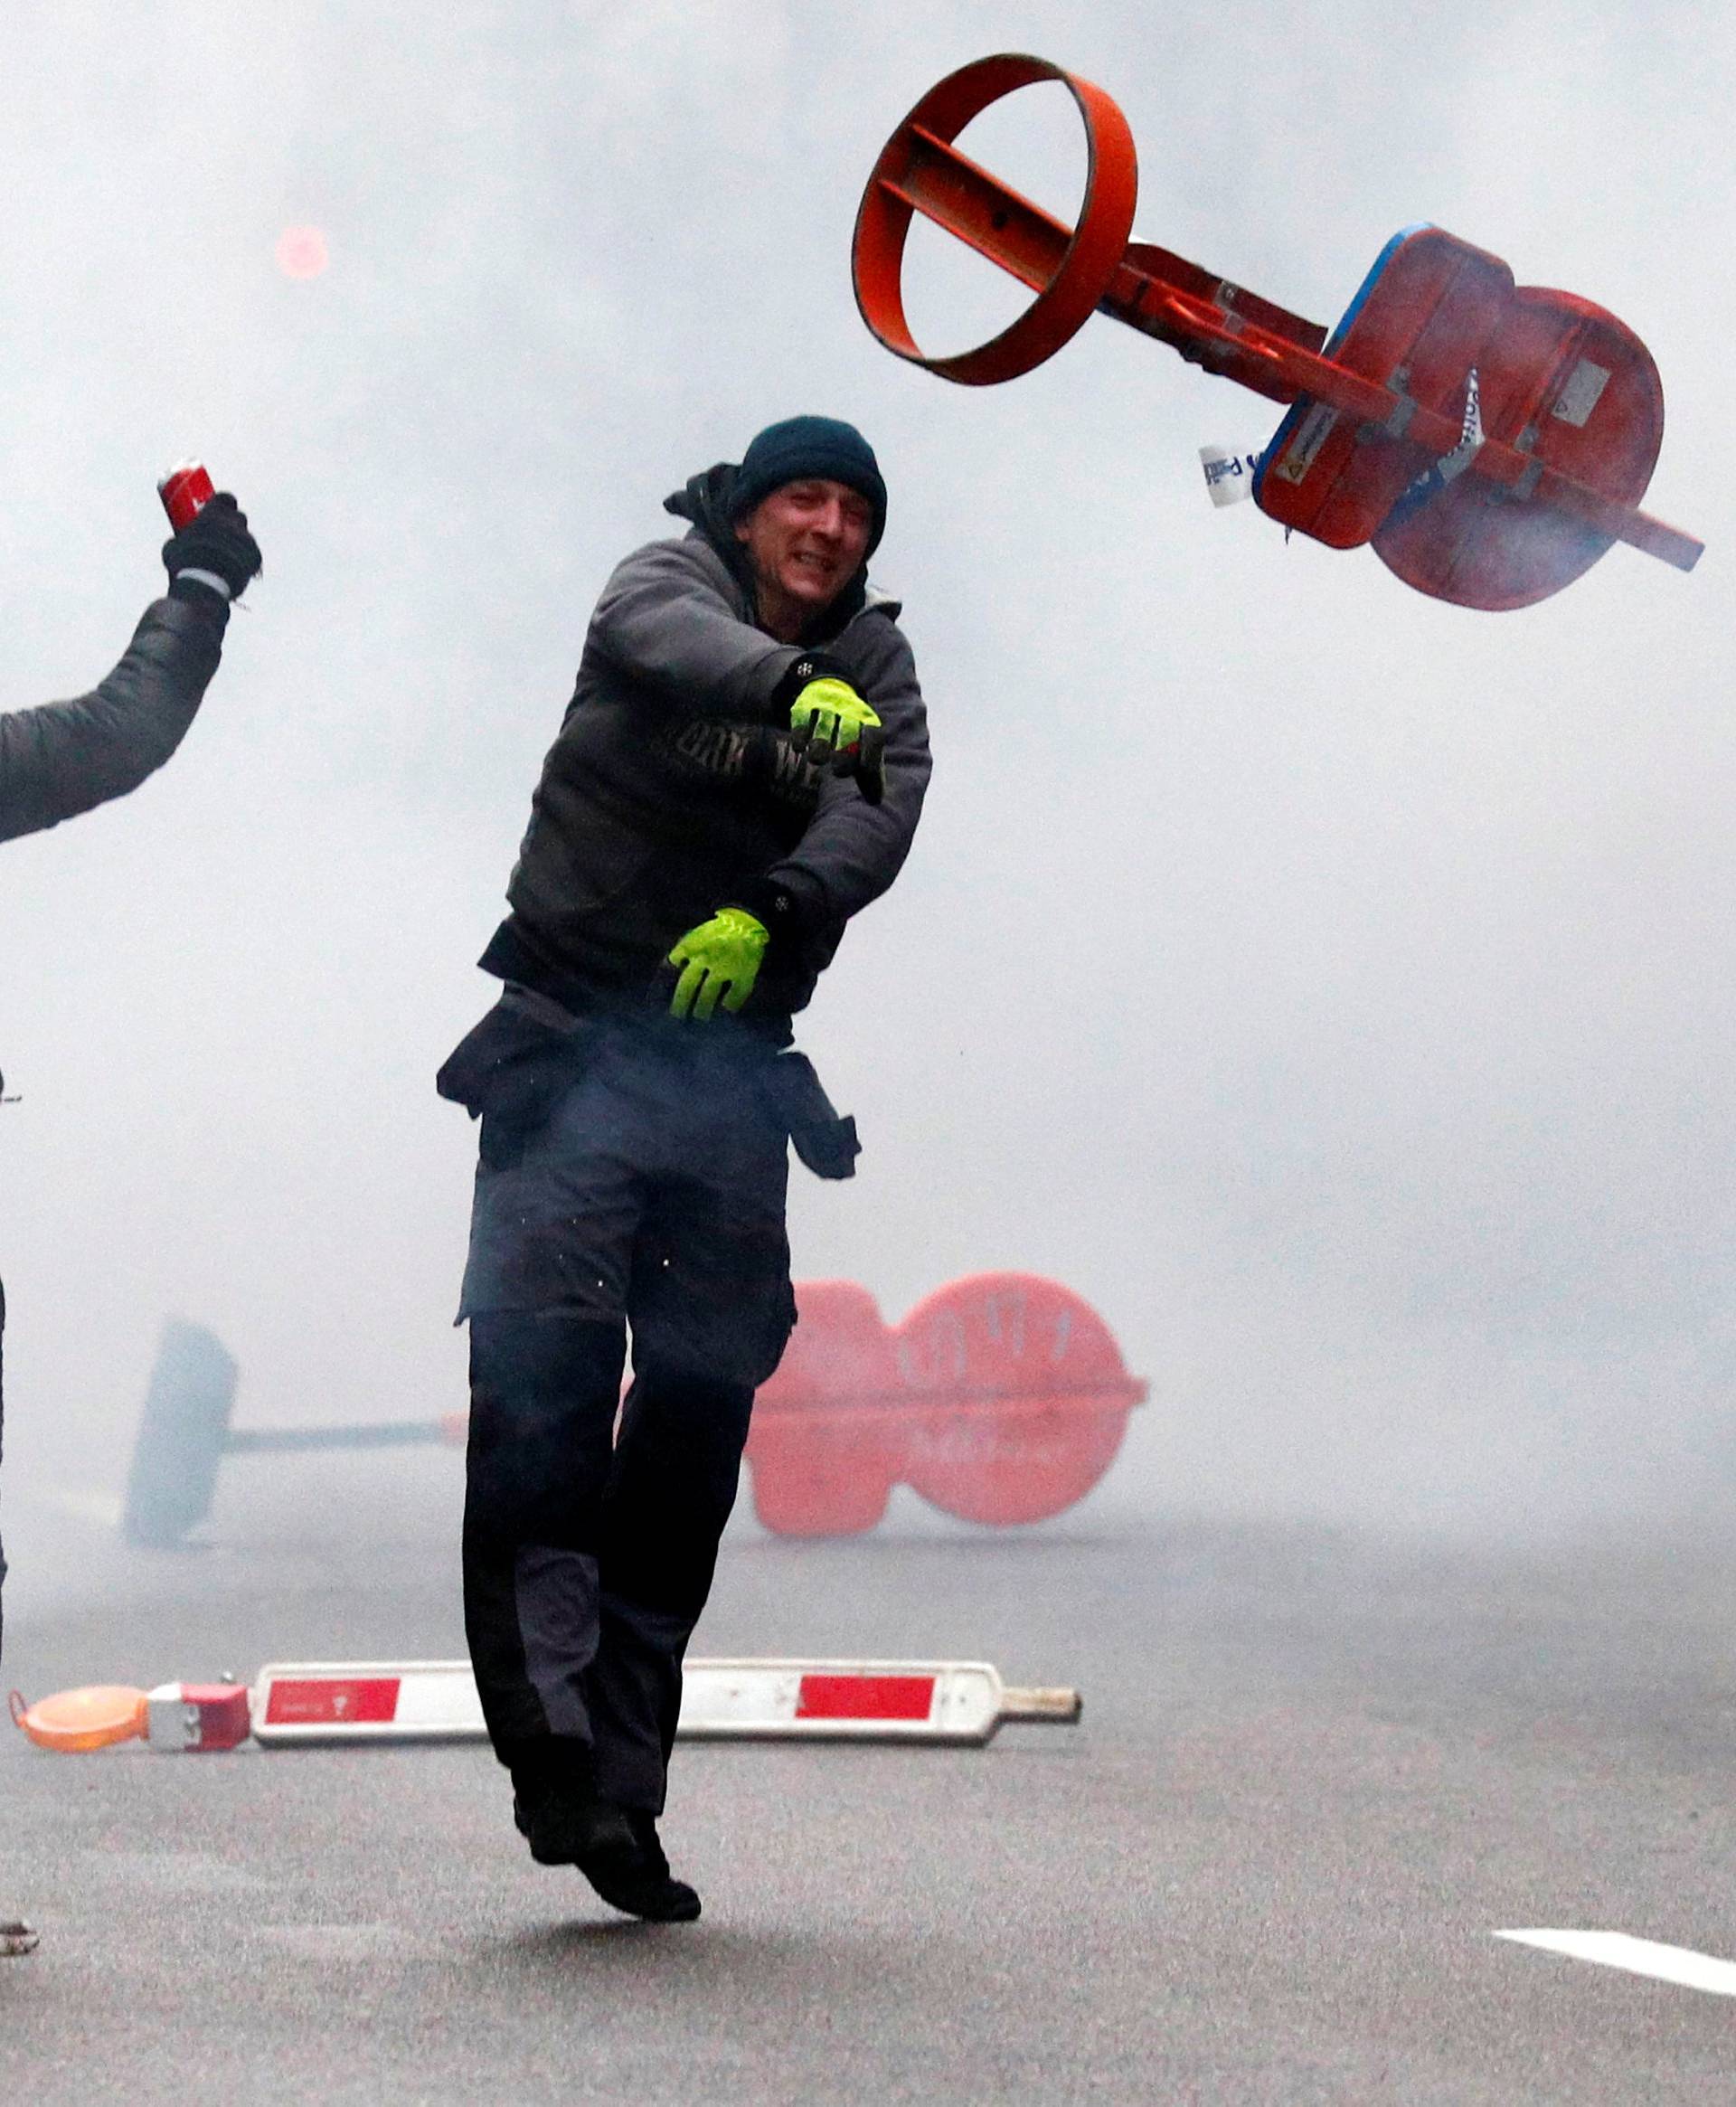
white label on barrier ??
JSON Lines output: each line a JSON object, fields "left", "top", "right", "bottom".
{"left": 1385, "top": 368, "right": 1486, "bottom": 529}
{"left": 1200, "top": 444, "right": 1263, "bottom": 506}
{"left": 1551, "top": 359, "right": 1610, "bottom": 429}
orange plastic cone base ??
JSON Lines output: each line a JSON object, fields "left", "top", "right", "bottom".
{"left": 9, "top": 1685, "right": 148, "bottom": 1753}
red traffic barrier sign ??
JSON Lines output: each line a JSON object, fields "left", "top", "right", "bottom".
{"left": 853, "top": 52, "right": 1702, "bottom": 608}
{"left": 745, "top": 1272, "right": 1146, "bottom": 1538}
{"left": 122, "top": 1274, "right": 1142, "bottom": 1548}
{"left": 898, "top": 1274, "right": 1142, "bottom": 1526}
{"left": 745, "top": 1281, "right": 906, "bottom": 1537}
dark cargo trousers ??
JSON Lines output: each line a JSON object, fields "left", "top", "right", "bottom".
{"left": 458, "top": 1020, "right": 797, "bottom": 1811}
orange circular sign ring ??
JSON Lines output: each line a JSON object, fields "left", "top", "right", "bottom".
{"left": 852, "top": 52, "right": 1139, "bottom": 388}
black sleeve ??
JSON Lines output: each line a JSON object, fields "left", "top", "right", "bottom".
{"left": 0, "top": 597, "right": 226, "bottom": 845}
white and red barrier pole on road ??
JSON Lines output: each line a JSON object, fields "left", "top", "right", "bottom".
{"left": 250, "top": 1658, "right": 1080, "bottom": 1747}
{"left": 14, "top": 1661, "right": 1080, "bottom": 1753}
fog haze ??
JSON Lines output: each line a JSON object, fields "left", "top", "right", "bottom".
{"left": 2, "top": 1, "right": 1731, "bottom": 1538}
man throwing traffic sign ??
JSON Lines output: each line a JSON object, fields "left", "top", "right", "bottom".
{"left": 439, "top": 416, "right": 930, "bottom": 1921}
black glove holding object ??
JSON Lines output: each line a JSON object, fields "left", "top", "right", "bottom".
{"left": 162, "top": 492, "right": 263, "bottom": 607}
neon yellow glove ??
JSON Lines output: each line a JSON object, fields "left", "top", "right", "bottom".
{"left": 667, "top": 907, "right": 769, "bottom": 1021}
{"left": 789, "top": 676, "right": 884, "bottom": 801}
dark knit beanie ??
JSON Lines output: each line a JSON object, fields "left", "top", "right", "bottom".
{"left": 727, "top": 416, "right": 888, "bottom": 555}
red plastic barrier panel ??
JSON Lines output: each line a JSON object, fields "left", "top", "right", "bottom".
{"left": 896, "top": 1274, "right": 1142, "bottom": 1526}
{"left": 744, "top": 1281, "right": 905, "bottom": 1538}
{"left": 852, "top": 52, "right": 1701, "bottom": 604}
{"left": 1254, "top": 227, "right": 1670, "bottom": 609}
{"left": 745, "top": 1273, "right": 1146, "bottom": 1538}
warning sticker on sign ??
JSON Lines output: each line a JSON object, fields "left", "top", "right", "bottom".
{"left": 1551, "top": 358, "right": 1611, "bottom": 429}
{"left": 1270, "top": 402, "right": 1340, "bottom": 486}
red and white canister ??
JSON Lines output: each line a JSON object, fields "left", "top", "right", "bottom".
{"left": 156, "top": 461, "right": 215, "bottom": 533}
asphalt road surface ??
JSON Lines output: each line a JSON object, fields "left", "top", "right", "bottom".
{"left": 5, "top": 1452, "right": 1736, "bottom": 2103}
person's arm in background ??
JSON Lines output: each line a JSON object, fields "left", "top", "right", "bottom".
{"left": 0, "top": 492, "right": 260, "bottom": 845}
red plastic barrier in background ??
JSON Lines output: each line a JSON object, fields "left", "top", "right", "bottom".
{"left": 746, "top": 1273, "right": 1146, "bottom": 1538}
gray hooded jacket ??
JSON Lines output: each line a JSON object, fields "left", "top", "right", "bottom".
{"left": 495, "top": 469, "right": 931, "bottom": 1023}
{"left": 0, "top": 596, "right": 226, "bottom": 845}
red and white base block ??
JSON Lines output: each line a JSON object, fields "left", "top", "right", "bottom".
{"left": 251, "top": 1659, "right": 1080, "bottom": 1747}
{"left": 146, "top": 1682, "right": 253, "bottom": 1752}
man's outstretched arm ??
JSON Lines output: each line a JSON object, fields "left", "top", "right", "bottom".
{"left": 0, "top": 490, "right": 260, "bottom": 845}
{"left": 0, "top": 598, "right": 226, "bottom": 844}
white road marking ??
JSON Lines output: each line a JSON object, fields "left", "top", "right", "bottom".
{"left": 1495, "top": 1929, "right": 1736, "bottom": 1998}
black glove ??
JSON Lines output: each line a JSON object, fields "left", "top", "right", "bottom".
{"left": 162, "top": 492, "right": 263, "bottom": 606}
{"left": 838, "top": 720, "right": 885, "bottom": 806}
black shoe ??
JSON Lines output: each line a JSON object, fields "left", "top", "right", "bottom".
{"left": 580, "top": 1810, "right": 702, "bottom": 1923}
{"left": 1, "top": 1919, "right": 39, "bottom": 1958}
{"left": 513, "top": 1782, "right": 639, "bottom": 1873}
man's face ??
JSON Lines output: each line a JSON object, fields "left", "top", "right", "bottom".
{"left": 735, "top": 477, "right": 873, "bottom": 634}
